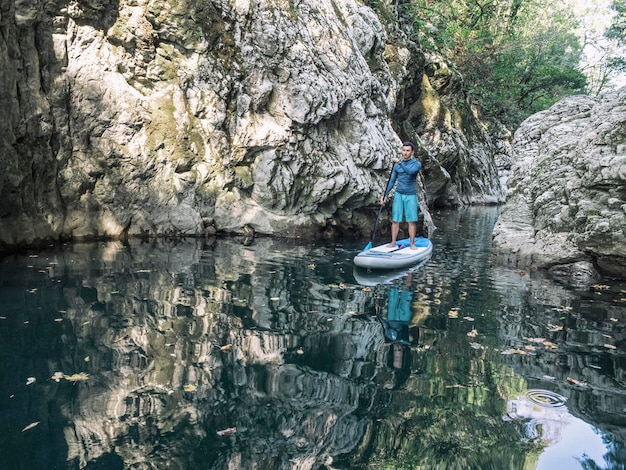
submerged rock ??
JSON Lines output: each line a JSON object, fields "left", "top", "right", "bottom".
{"left": 493, "top": 88, "right": 626, "bottom": 279}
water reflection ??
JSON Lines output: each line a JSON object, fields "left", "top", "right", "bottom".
{"left": 0, "top": 207, "right": 624, "bottom": 469}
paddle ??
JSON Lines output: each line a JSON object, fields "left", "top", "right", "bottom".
{"left": 364, "top": 162, "right": 395, "bottom": 251}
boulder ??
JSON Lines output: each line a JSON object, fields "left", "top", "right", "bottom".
{"left": 493, "top": 88, "right": 626, "bottom": 279}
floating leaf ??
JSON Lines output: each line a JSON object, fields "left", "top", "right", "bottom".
{"left": 547, "top": 324, "right": 563, "bottom": 332}
{"left": 467, "top": 329, "right": 478, "bottom": 338}
{"left": 51, "top": 372, "right": 64, "bottom": 382}
{"left": 518, "top": 271, "right": 526, "bottom": 277}
{"left": 527, "top": 337, "right": 547, "bottom": 344}
{"left": 307, "top": 264, "right": 316, "bottom": 269}
{"left": 469, "top": 342, "right": 483, "bottom": 350}
{"left": 566, "top": 376, "right": 584, "bottom": 386}
{"left": 183, "top": 384, "right": 197, "bottom": 392}
{"left": 220, "top": 344, "right": 232, "bottom": 351}
{"left": 610, "top": 318, "right": 619, "bottom": 322}
{"left": 216, "top": 427, "right": 236, "bottom": 437}
{"left": 22, "top": 421, "right": 40, "bottom": 432}
{"left": 463, "top": 316, "right": 475, "bottom": 321}
{"left": 270, "top": 297, "right": 280, "bottom": 301}
{"left": 296, "top": 347, "right": 304, "bottom": 355}
{"left": 604, "top": 343, "right": 617, "bottom": 350}
{"left": 64, "top": 372, "right": 89, "bottom": 382}
{"left": 26, "top": 377, "right": 36, "bottom": 385}
{"left": 592, "top": 284, "right": 610, "bottom": 290}
{"left": 448, "top": 310, "right": 459, "bottom": 318}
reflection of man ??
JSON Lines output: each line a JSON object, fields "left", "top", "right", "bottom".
{"left": 379, "top": 273, "right": 413, "bottom": 347}
{"left": 378, "top": 273, "right": 414, "bottom": 381}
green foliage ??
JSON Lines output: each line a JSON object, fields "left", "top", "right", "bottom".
{"left": 397, "top": 0, "right": 588, "bottom": 129}
{"left": 606, "top": 0, "right": 626, "bottom": 45}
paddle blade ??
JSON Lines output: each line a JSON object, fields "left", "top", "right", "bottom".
{"left": 364, "top": 241, "right": 372, "bottom": 251}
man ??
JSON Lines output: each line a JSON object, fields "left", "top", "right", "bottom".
{"left": 380, "top": 141, "right": 422, "bottom": 249}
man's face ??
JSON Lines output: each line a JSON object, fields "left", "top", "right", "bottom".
{"left": 402, "top": 145, "right": 413, "bottom": 159}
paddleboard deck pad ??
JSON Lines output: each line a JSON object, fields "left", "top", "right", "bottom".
{"left": 353, "top": 237, "right": 433, "bottom": 270}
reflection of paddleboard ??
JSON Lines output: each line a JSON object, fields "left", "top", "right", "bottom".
{"left": 353, "top": 256, "right": 431, "bottom": 286}
{"left": 353, "top": 237, "right": 433, "bottom": 270}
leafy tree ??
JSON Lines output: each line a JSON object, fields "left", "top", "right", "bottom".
{"left": 397, "top": 0, "right": 587, "bottom": 128}
{"left": 606, "top": 0, "right": 626, "bottom": 45}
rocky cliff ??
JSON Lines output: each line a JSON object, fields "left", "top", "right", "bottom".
{"left": 0, "top": 0, "right": 504, "bottom": 249}
{"left": 492, "top": 87, "right": 626, "bottom": 279}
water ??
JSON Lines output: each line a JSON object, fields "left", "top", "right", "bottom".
{"left": 1, "top": 207, "right": 625, "bottom": 469}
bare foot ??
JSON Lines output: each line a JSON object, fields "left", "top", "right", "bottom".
{"left": 386, "top": 243, "right": 396, "bottom": 248}
{"left": 410, "top": 245, "right": 418, "bottom": 250}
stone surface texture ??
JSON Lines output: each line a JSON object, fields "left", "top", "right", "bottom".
{"left": 493, "top": 88, "right": 626, "bottom": 279}
{"left": 0, "top": 0, "right": 505, "bottom": 249}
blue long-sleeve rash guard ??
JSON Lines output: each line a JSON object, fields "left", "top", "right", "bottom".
{"left": 384, "top": 158, "right": 422, "bottom": 196}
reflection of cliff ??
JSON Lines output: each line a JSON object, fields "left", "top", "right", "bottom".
{"left": 0, "top": 237, "right": 386, "bottom": 469}
{"left": 492, "top": 264, "right": 626, "bottom": 447}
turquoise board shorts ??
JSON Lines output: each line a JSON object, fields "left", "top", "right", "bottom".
{"left": 387, "top": 287, "right": 413, "bottom": 323}
{"left": 392, "top": 193, "right": 418, "bottom": 223}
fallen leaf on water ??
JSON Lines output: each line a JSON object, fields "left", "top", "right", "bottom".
{"left": 518, "top": 271, "right": 526, "bottom": 277}
{"left": 220, "top": 344, "right": 233, "bottom": 351}
{"left": 448, "top": 310, "right": 459, "bottom": 318}
{"left": 51, "top": 372, "right": 64, "bottom": 382}
{"left": 54, "top": 318, "right": 63, "bottom": 322}
{"left": 547, "top": 324, "right": 563, "bottom": 332}
{"left": 22, "top": 421, "right": 40, "bottom": 432}
{"left": 566, "top": 377, "right": 585, "bottom": 386}
{"left": 604, "top": 343, "right": 617, "bottom": 350}
{"left": 270, "top": 297, "right": 280, "bottom": 301}
{"left": 527, "top": 337, "right": 547, "bottom": 344}
{"left": 64, "top": 373, "right": 89, "bottom": 382}
{"left": 592, "top": 284, "right": 610, "bottom": 290}
{"left": 525, "top": 345, "right": 536, "bottom": 351}
{"left": 610, "top": 318, "right": 619, "bottom": 322}
{"left": 183, "top": 384, "right": 197, "bottom": 392}
{"left": 26, "top": 377, "right": 36, "bottom": 385}
{"left": 467, "top": 329, "right": 478, "bottom": 338}
{"left": 463, "top": 316, "right": 475, "bottom": 321}
{"left": 307, "top": 264, "right": 316, "bottom": 269}
{"left": 296, "top": 347, "right": 304, "bottom": 355}
{"left": 216, "top": 427, "right": 236, "bottom": 437}
{"left": 502, "top": 348, "right": 528, "bottom": 355}
{"left": 469, "top": 342, "right": 483, "bottom": 350}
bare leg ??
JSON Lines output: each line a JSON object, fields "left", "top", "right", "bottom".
{"left": 408, "top": 222, "right": 417, "bottom": 249}
{"left": 387, "top": 222, "right": 400, "bottom": 247}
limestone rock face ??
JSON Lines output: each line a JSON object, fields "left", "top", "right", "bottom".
{"left": 0, "top": 0, "right": 505, "bottom": 249}
{"left": 492, "top": 88, "right": 626, "bottom": 279}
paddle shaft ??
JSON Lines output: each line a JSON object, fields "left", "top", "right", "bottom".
{"left": 366, "top": 162, "right": 395, "bottom": 249}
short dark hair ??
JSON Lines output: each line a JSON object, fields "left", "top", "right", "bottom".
{"left": 402, "top": 141, "right": 415, "bottom": 151}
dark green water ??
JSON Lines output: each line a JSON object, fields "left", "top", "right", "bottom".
{"left": 1, "top": 207, "right": 625, "bottom": 469}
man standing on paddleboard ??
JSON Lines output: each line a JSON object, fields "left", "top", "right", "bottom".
{"left": 380, "top": 142, "right": 422, "bottom": 250}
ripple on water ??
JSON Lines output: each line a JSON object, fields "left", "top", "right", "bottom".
{"left": 524, "top": 389, "right": 567, "bottom": 407}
